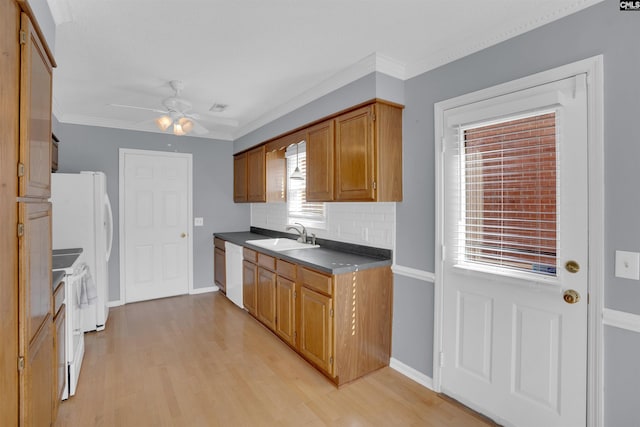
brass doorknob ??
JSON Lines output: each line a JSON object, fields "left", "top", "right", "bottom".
{"left": 565, "top": 260, "right": 580, "bottom": 273}
{"left": 181, "top": 233, "right": 187, "bottom": 238}
{"left": 563, "top": 289, "right": 580, "bottom": 304}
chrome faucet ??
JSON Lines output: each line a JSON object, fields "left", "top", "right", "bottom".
{"left": 286, "top": 222, "right": 307, "bottom": 243}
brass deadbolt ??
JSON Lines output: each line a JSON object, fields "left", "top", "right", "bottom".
{"left": 563, "top": 289, "right": 581, "bottom": 304}
{"left": 565, "top": 260, "right": 580, "bottom": 273}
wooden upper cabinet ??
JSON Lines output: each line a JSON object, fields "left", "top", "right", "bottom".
{"left": 306, "top": 120, "right": 335, "bottom": 202}
{"left": 233, "top": 152, "right": 248, "bottom": 202}
{"left": 247, "top": 146, "right": 266, "bottom": 202}
{"left": 266, "top": 149, "right": 286, "bottom": 202}
{"left": 335, "top": 105, "right": 375, "bottom": 201}
{"left": 19, "top": 13, "right": 53, "bottom": 199}
{"left": 334, "top": 102, "right": 403, "bottom": 202}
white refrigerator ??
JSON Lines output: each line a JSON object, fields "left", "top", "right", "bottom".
{"left": 51, "top": 171, "right": 113, "bottom": 332}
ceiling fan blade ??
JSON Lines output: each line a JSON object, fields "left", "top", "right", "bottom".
{"left": 190, "top": 119, "right": 209, "bottom": 135}
{"left": 109, "top": 103, "right": 168, "bottom": 114}
{"left": 184, "top": 112, "right": 201, "bottom": 120}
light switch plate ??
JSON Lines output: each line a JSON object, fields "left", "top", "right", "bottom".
{"left": 615, "top": 250, "right": 640, "bottom": 280}
{"left": 194, "top": 217, "right": 204, "bottom": 227}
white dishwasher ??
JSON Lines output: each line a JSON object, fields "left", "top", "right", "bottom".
{"left": 224, "top": 242, "right": 243, "bottom": 308}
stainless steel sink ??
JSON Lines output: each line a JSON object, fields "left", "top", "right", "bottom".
{"left": 245, "top": 238, "right": 319, "bottom": 252}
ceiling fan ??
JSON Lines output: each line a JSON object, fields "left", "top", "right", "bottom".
{"left": 110, "top": 80, "right": 218, "bottom": 136}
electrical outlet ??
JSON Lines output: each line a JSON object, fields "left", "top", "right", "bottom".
{"left": 615, "top": 250, "right": 640, "bottom": 280}
{"left": 194, "top": 217, "right": 204, "bottom": 227}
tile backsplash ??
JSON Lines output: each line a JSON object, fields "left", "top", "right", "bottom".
{"left": 251, "top": 202, "right": 395, "bottom": 250}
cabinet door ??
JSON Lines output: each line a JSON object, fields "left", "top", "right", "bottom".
{"left": 214, "top": 247, "right": 226, "bottom": 293}
{"left": 53, "top": 305, "right": 66, "bottom": 417}
{"left": 334, "top": 105, "right": 376, "bottom": 201}
{"left": 275, "top": 276, "right": 296, "bottom": 347}
{"left": 19, "top": 202, "right": 52, "bottom": 345}
{"left": 247, "top": 146, "right": 266, "bottom": 202}
{"left": 242, "top": 260, "right": 257, "bottom": 316}
{"left": 233, "top": 153, "right": 248, "bottom": 202}
{"left": 19, "top": 13, "right": 53, "bottom": 199}
{"left": 22, "top": 315, "right": 53, "bottom": 427}
{"left": 256, "top": 267, "right": 276, "bottom": 330}
{"left": 306, "top": 120, "right": 335, "bottom": 201}
{"left": 300, "top": 287, "right": 333, "bottom": 376}
{"left": 266, "top": 149, "right": 286, "bottom": 202}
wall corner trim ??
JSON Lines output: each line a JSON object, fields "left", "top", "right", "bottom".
{"left": 392, "top": 264, "right": 435, "bottom": 282}
{"left": 389, "top": 358, "right": 434, "bottom": 391}
{"left": 603, "top": 308, "right": 640, "bottom": 334}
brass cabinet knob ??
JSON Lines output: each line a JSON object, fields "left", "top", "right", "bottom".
{"left": 565, "top": 260, "right": 580, "bottom": 273}
{"left": 563, "top": 289, "right": 581, "bottom": 304}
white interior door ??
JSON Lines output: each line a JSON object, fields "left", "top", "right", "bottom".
{"left": 438, "top": 75, "right": 588, "bottom": 427}
{"left": 121, "top": 150, "right": 192, "bottom": 303}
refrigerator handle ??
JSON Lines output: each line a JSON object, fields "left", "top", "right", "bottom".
{"left": 105, "top": 194, "right": 114, "bottom": 262}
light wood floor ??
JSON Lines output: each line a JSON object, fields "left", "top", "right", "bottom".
{"left": 56, "top": 292, "right": 496, "bottom": 427}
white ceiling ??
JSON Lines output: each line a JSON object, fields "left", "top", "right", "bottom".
{"left": 49, "top": 0, "right": 601, "bottom": 141}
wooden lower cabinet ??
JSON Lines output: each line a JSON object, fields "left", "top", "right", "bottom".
{"left": 275, "top": 276, "right": 296, "bottom": 347}
{"left": 240, "top": 245, "right": 393, "bottom": 386}
{"left": 53, "top": 304, "right": 66, "bottom": 419}
{"left": 242, "top": 260, "right": 257, "bottom": 316}
{"left": 299, "top": 286, "right": 334, "bottom": 376}
{"left": 214, "top": 247, "right": 226, "bottom": 293}
{"left": 256, "top": 267, "right": 276, "bottom": 330}
{"left": 23, "top": 318, "right": 54, "bottom": 427}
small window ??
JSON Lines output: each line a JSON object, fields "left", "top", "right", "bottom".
{"left": 461, "top": 111, "right": 557, "bottom": 276}
{"left": 286, "top": 142, "right": 326, "bottom": 228}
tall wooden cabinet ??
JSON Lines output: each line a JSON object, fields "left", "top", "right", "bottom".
{"left": 0, "top": 2, "right": 56, "bottom": 425}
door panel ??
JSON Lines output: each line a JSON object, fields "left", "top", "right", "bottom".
{"left": 300, "top": 287, "right": 333, "bottom": 375}
{"left": 275, "top": 276, "right": 295, "bottom": 347}
{"left": 123, "top": 151, "right": 191, "bottom": 302}
{"left": 440, "top": 75, "right": 588, "bottom": 427}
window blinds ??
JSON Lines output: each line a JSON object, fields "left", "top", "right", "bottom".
{"left": 460, "top": 111, "right": 557, "bottom": 276}
{"left": 286, "top": 142, "right": 326, "bottom": 225}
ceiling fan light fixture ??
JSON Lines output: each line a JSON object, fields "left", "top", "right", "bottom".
{"left": 178, "top": 117, "right": 194, "bottom": 134}
{"left": 173, "top": 122, "right": 186, "bottom": 136}
{"left": 155, "top": 115, "right": 173, "bottom": 131}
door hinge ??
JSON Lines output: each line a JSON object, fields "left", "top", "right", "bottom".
{"left": 17, "top": 223, "right": 24, "bottom": 237}
{"left": 441, "top": 245, "right": 446, "bottom": 262}
{"left": 18, "top": 357, "right": 24, "bottom": 371}
{"left": 17, "top": 162, "right": 24, "bottom": 177}
{"left": 370, "top": 112, "right": 376, "bottom": 122}
{"left": 372, "top": 180, "right": 377, "bottom": 190}
{"left": 329, "top": 308, "right": 334, "bottom": 317}
{"left": 441, "top": 137, "right": 446, "bottom": 153}
{"left": 293, "top": 291, "right": 297, "bottom": 299}
{"left": 19, "top": 30, "right": 26, "bottom": 45}
{"left": 439, "top": 351, "right": 444, "bottom": 368}
{"left": 329, "top": 356, "right": 333, "bottom": 365}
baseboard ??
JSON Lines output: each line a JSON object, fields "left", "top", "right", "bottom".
{"left": 603, "top": 308, "right": 640, "bottom": 333}
{"left": 190, "top": 285, "right": 219, "bottom": 295}
{"left": 389, "top": 357, "right": 434, "bottom": 391}
{"left": 107, "top": 300, "right": 123, "bottom": 307}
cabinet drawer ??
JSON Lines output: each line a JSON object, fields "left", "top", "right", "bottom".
{"left": 277, "top": 259, "right": 297, "bottom": 280}
{"left": 214, "top": 237, "right": 226, "bottom": 250}
{"left": 243, "top": 247, "right": 257, "bottom": 263}
{"left": 301, "top": 268, "right": 333, "bottom": 296}
{"left": 53, "top": 281, "right": 65, "bottom": 316}
{"left": 258, "top": 253, "right": 275, "bottom": 270}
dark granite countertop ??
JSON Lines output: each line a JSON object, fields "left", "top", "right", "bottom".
{"left": 52, "top": 270, "right": 65, "bottom": 291}
{"left": 214, "top": 229, "right": 391, "bottom": 274}
{"left": 52, "top": 253, "right": 81, "bottom": 271}
{"left": 53, "top": 248, "right": 83, "bottom": 256}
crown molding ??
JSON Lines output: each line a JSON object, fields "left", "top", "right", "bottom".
{"left": 405, "top": 0, "right": 604, "bottom": 79}
{"left": 233, "top": 52, "right": 406, "bottom": 140}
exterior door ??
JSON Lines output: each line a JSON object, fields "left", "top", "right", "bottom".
{"left": 121, "top": 149, "right": 192, "bottom": 303}
{"left": 439, "top": 75, "right": 588, "bottom": 427}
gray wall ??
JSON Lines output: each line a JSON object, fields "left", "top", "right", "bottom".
{"left": 233, "top": 1, "right": 640, "bottom": 423}
{"left": 394, "top": 1, "right": 638, "bottom": 423}
{"left": 56, "top": 124, "right": 249, "bottom": 301}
